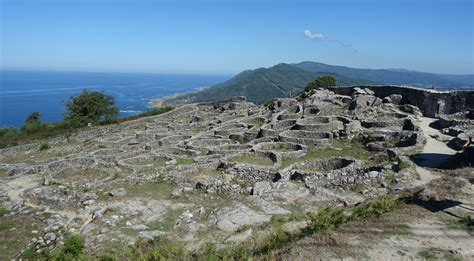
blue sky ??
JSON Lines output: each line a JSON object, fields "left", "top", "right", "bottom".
{"left": 1, "top": 0, "right": 473, "bottom": 74}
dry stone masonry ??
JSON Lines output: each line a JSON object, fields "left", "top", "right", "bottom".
{"left": 0, "top": 86, "right": 472, "bottom": 258}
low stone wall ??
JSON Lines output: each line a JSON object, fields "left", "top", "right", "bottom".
{"left": 327, "top": 85, "right": 474, "bottom": 117}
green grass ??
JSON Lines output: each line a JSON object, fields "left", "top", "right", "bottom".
{"left": 305, "top": 206, "right": 349, "bottom": 233}
{"left": 0, "top": 208, "right": 9, "bottom": 217}
{"left": 176, "top": 157, "right": 194, "bottom": 165}
{"left": 191, "top": 125, "right": 204, "bottom": 133}
{"left": 0, "top": 167, "right": 6, "bottom": 177}
{"left": 281, "top": 138, "right": 373, "bottom": 168}
{"left": 418, "top": 248, "right": 441, "bottom": 260}
{"left": 247, "top": 117, "right": 266, "bottom": 128}
{"left": 146, "top": 208, "right": 185, "bottom": 232}
{"left": 228, "top": 154, "right": 274, "bottom": 166}
{"left": 352, "top": 195, "right": 401, "bottom": 220}
{"left": 0, "top": 222, "right": 12, "bottom": 231}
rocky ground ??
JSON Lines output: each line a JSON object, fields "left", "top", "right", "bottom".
{"left": 0, "top": 87, "right": 472, "bottom": 260}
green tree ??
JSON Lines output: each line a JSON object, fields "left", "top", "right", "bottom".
{"left": 304, "top": 75, "right": 337, "bottom": 92}
{"left": 63, "top": 89, "right": 119, "bottom": 127}
{"left": 21, "top": 112, "right": 43, "bottom": 134}
{"left": 25, "top": 112, "right": 41, "bottom": 123}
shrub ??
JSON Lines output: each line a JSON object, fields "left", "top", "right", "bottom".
{"left": 305, "top": 75, "right": 337, "bottom": 92}
{"left": 256, "top": 227, "right": 292, "bottom": 255}
{"left": 0, "top": 127, "right": 18, "bottom": 138}
{"left": 21, "top": 112, "right": 44, "bottom": 134}
{"left": 263, "top": 98, "right": 276, "bottom": 107}
{"left": 352, "top": 195, "right": 400, "bottom": 219}
{"left": 306, "top": 206, "right": 349, "bottom": 233}
{"left": 21, "top": 121, "right": 43, "bottom": 134}
{"left": 0, "top": 207, "right": 9, "bottom": 217}
{"left": 54, "top": 234, "right": 85, "bottom": 260}
{"left": 39, "top": 142, "right": 50, "bottom": 150}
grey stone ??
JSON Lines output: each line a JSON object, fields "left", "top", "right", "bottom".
{"left": 252, "top": 181, "right": 271, "bottom": 196}
{"left": 367, "top": 142, "right": 385, "bottom": 152}
{"left": 108, "top": 188, "right": 127, "bottom": 197}
{"left": 225, "top": 228, "right": 253, "bottom": 243}
{"left": 389, "top": 94, "right": 403, "bottom": 105}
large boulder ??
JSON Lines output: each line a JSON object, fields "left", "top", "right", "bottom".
{"left": 389, "top": 94, "right": 403, "bottom": 105}
{"left": 399, "top": 104, "right": 422, "bottom": 117}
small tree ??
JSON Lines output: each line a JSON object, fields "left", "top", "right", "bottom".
{"left": 21, "top": 112, "right": 43, "bottom": 134}
{"left": 63, "top": 89, "right": 119, "bottom": 127}
{"left": 26, "top": 112, "right": 41, "bottom": 123}
{"left": 305, "top": 75, "right": 337, "bottom": 92}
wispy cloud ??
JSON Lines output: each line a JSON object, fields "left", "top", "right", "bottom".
{"left": 304, "top": 29, "right": 357, "bottom": 52}
{"left": 304, "top": 29, "right": 325, "bottom": 40}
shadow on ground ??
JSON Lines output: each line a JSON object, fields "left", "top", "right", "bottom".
{"left": 410, "top": 150, "right": 473, "bottom": 169}
{"left": 406, "top": 191, "right": 464, "bottom": 219}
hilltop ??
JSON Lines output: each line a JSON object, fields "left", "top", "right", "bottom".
{"left": 1, "top": 86, "right": 473, "bottom": 259}
{"left": 158, "top": 62, "right": 474, "bottom": 106}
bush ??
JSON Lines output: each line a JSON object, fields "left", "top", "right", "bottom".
{"left": 352, "top": 195, "right": 400, "bottom": 219}
{"left": 305, "top": 75, "right": 336, "bottom": 92}
{"left": 263, "top": 98, "right": 276, "bottom": 107}
{"left": 21, "top": 112, "right": 44, "bottom": 134}
{"left": 54, "top": 234, "right": 85, "bottom": 260}
{"left": 64, "top": 89, "right": 119, "bottom": 127}
{"left": 0, "top": 127, "right": 18, "bottom": 138}
{"left": 39, "top": 142, "right": 50, "bottom": 150}
{"left": 21, "top": 121, "right": 43, "bottom": 135}
{"left": 306, "top": 206, "right": 349, "bottom": 233}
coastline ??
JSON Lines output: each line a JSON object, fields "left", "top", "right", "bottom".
{"left": 147, "top": 85, "right": 211, "bottom": 108}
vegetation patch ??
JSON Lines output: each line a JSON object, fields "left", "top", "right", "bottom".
{"left": 146, "top": 208, "right": 186, "bottom": 232}
{"left": 418, "top": 248, "right": 443, "bottom": 261}
{"left": 176, "top": 157, "right": 194, "bottom": 165}
{"left": 39, "top": 142, "right": 50, "bottom": 150}
{"left": 58, "top": 168, "right": 110, "bottom": 183}
{"left": 447, "top": 214, "right": 474, "bottom": 236}
{"left": 281, "top": 138, "right": 373, "bottom": 168}
{"left": 228, "top": 154, "right": 274, "bottom": 166}
{"left": 352, "top": 195, "right": 401, "bottom": 220}
{"left": 0, "top": 208, "right": 9, "bottom": 217}
{"left": 247, "top": 117, "right": 266, "bottom": 128}
{"left": 2, "top": 216, "right": 42, "bottom": 260}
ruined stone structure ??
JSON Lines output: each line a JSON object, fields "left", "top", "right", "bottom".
{"left": 328, "top": 85, "right": 474, "bottom": 117}
{"left": 1, "top": 86, "right": 473, "bottom": 259}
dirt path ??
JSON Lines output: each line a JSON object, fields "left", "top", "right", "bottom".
{"left": 413, "top": 117, "right": 458, "bottom": 185}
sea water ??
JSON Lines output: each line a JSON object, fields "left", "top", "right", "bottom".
{"left": 0, "top": 70, "right": 229, "bottom": 127}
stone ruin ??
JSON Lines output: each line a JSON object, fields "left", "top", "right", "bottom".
{"left": 1, "top": 86, "right": 471, "bottom": 257}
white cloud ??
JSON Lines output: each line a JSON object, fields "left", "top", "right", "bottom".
{"left": 304, "top": 29, "right": 325, "bottom": 40}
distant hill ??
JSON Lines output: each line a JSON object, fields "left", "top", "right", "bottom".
{"left": 163, "top": 63, "right": 375, "bottom": 104}
{"left": 162, "top": 62, "right": 473, "bottom": 105}
{"left": 293, "top": 61, "right": 474, "bottom": 89}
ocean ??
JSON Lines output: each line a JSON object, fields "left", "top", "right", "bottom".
{"left": 0, "top": 71, "right": 230, "bottom": 128}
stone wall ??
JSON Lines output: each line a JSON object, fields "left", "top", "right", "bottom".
{"left": 327, "top": 85, "right": 474, "bottom": 117}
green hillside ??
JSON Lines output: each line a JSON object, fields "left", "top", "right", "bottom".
{"left": 164, "top": 63, "right": 375, "bottom": 104}
{"left": 293, "top": 61, "right": 474, "bottom": 89}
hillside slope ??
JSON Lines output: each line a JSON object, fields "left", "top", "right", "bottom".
{"left": 163, "top": 63, "right": 375, "bottom": 104}
{"left": 294, "top": 61, "right": 474, "bottom": 89}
